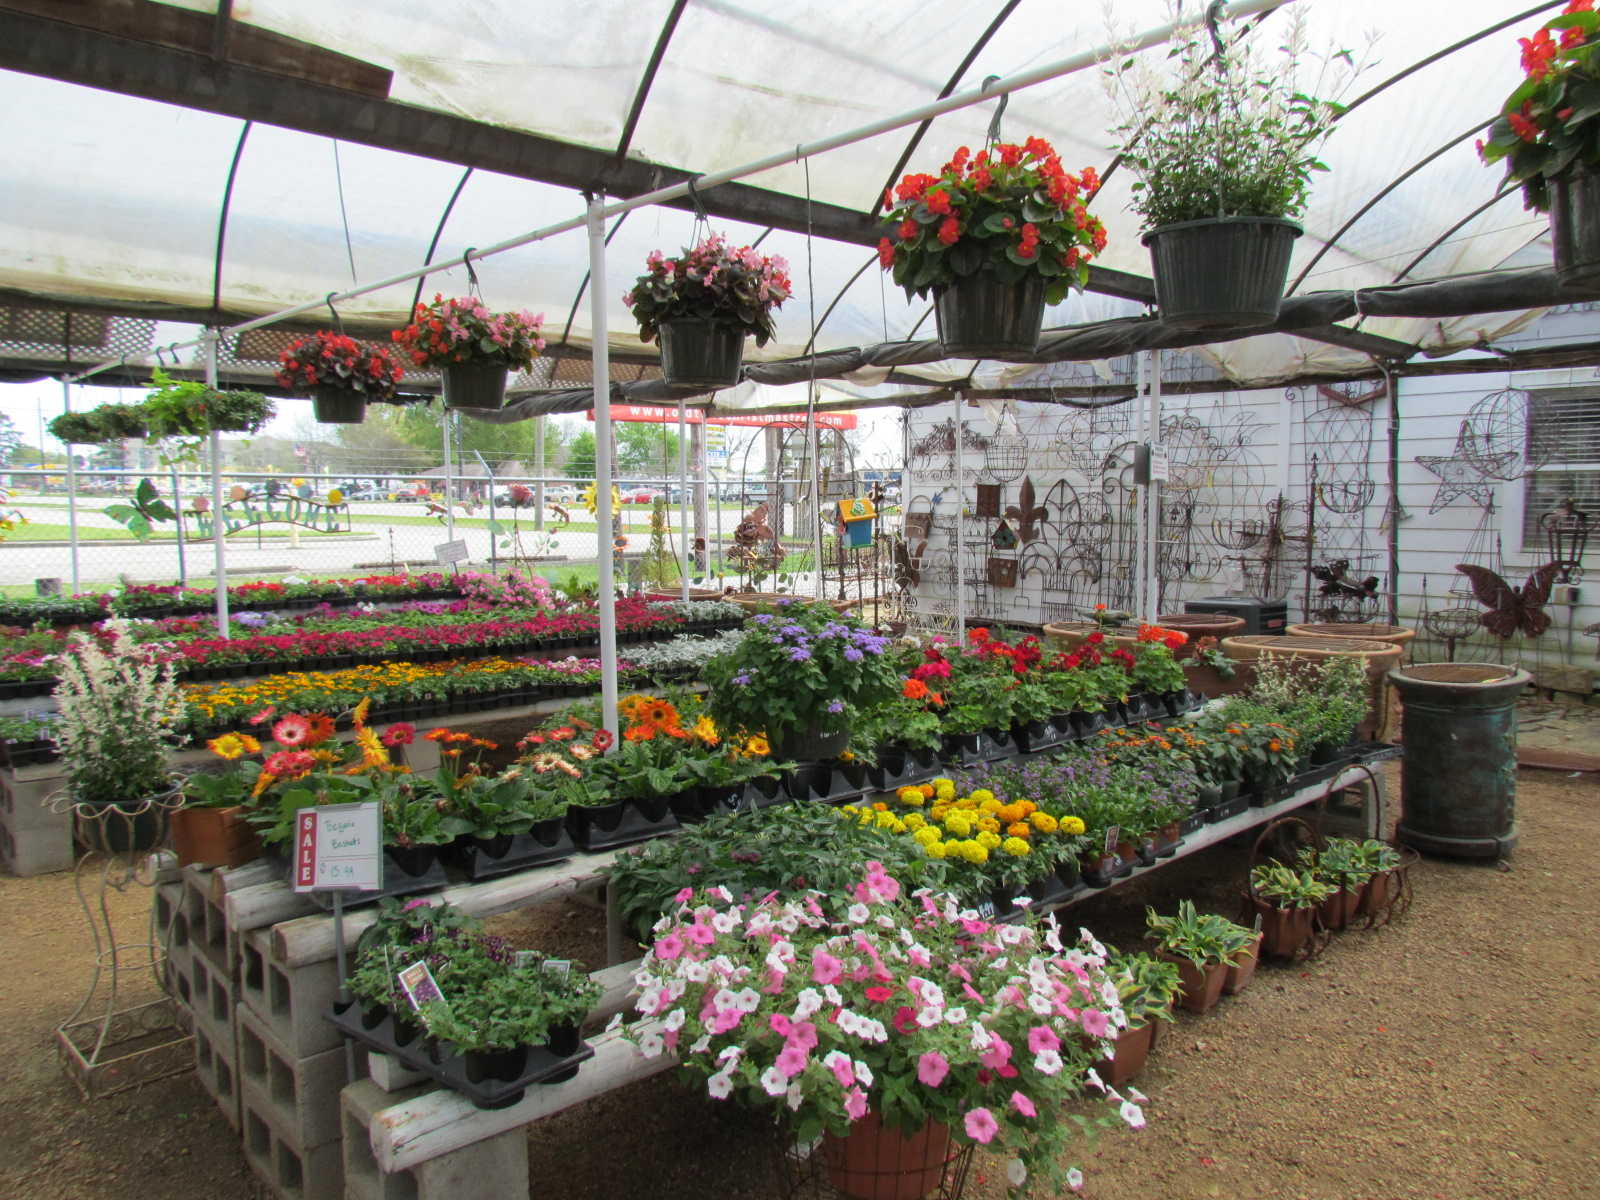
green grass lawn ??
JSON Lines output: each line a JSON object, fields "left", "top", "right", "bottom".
{"left": 1, "top": 522, "right": 361, "bottom": 543}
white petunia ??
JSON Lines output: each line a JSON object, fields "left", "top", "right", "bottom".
{"left": 689, "top": 1035, "right": 712, "bottom": 1054}
{"left": 915, "top": 1007, "right": 943, "bottom": 1028}
{"left": 854, "top": 1060, "right": 874, "bottom": 1088}
{"left": 847, "top": 903, "right": 871, "bottom": 924}
{"left": 636, "top": 1032, "right": 665, "bottom": 1059}
{"left": 718, "top": 1045, "right": 743, "bottom": 1063}
{"left": 1127, "top": 1087, "right": 1147, "bottom": 1102}
{"left": 1006, "top": 1159, "right": 1028, "bottom": 1187}
{"left": 1027, "top": 993, "right": 1053, "bottom": 1015}
{"left": 971, "top": 1022, "right": 992, "bottom": 1051}
{"left": 1084, "top": 1067, "right": 1104, "bottom": 1092}
{"left": 1120, "top": 1100, "right": 1145, "bottom": 1129}
{"left": 733, "top": 988, "right": 761, "bottom": 1013}
{"left": 712, "top": 910, "right": 740, "bottom": 933}
{"left": 707, "top": 1071, "right": 735, "bottom": 1099}
{"left": 786, "top": 1082, "right": 804, "bottom": 1111}
{"left": 683, "top": 961, "right": 709, "bottom": 983}
{"left": 944, "top": 1007, "right": 967, "bottom": 1025}
{"left": 1034, "top": 1049, "right": 1063, "bottom": 1076}
{"left": 760, "top": 1066, "right": 789, "bottom": 1097}
{"left": 663, "top": 1008, "right": 686, "bottom": 1032}
{"left": 794, "top": 988, "right": 823, "bottom": 1020}
{"left": 1066, "top": 1166, "right": 1084, "bottom": 1191}
{"left": 823, "top": 984, "right": 844, "bottom": 1006}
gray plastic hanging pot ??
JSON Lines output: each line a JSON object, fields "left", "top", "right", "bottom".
{"left": 1549, "top": 165, "right": 1600, "bottom": 290}
{"left": 441, "top": 361, "right": 509, "bottom": 411}
{"left": 1141, "top": 216, "right": 1302, "bottom": 331}
{"left": 933, "top": 271, "right": 1045, "bottom": 358}
{"left": 312, "top": 384, "right": 367, "bottom": 424}
{"left": 658, "top": 318, "right": 745, "bottom": 390}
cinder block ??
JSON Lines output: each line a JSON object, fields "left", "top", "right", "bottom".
{"left": 0, "top": 820, "right": 76, "bottom": 876}
{"left": 342, "top": 1080, "right": 425, "bottom": 1200}
{"left": 242, "top": 1090, "right": 345, "bottom": 1200}
{"left": 193, "top": 1017, "right": 240, "bottom": 1131}
{"left": 184, "top": 865, "right": 233, "bottom": 975}
{"left": 241, "top": 928, "right": 342, "bottom": 1057}
{"left": 237, "top": 1003, "right": 363, "bottom": 1151}
{"left": 190, "top": 952, "right": 239, "bottom": 1047}
{"left": 341, "top": 1080, "right": 527, "bottom": 1200}
{"left": 0, "top": 770, "right": 72, "bottom": 832}
{"left": 367, "top": 1052, "right": 428, "bottom": 1093}
{"left": 156, "top": 881, "right": 194, "bottom": 1015}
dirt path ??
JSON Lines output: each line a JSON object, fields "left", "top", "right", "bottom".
{"left": 1, "top": 767, "right": 1593, "bottom": 1200}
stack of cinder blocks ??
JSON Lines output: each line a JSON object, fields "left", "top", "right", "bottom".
{"left": 0, "top": 761, "right": 73, "bottom": 875}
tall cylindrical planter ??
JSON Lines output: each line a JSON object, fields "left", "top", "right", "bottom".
{"left": 933, "top": 271, "right": 1045, "bottom": 359}
{"left": 312, "top": 385, "right": 367, "bottom": 424}
{"left": 1285, "top": 622, "right": 1416, "bottom": 660}
{"left": 1548, "top": 165, "right": 1600, "bottom": 290}
{"left": 1390, "top": 663, "right": 1530, "bottom": 859}
{"left": 441, "top": 361, "right": 509, "bottom": 411}
{"left": 658, "top": 318, "right": 745, "bottom": 390}
{"left": 1141, "top": 216, "right": 1301, "bottom": 330}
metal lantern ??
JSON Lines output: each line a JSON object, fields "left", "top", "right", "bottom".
{"left": 1540, "top": 498, "right": 1590, "bottom": 582}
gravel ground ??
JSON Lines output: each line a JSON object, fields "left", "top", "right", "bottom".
{"left": 0, "top": 763, "right": 1594, "bottom": 1200}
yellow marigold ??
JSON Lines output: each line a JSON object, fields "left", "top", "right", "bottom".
{"left": 1017, "top": 800, "right": 1037, "bottom": 816}
{"left": 918, "top": 783, "right": 936, "bottom": 800}
{"left": 968, "top": 788, "right": 995, "bottom": 805}
{"left": 1006, "top": 821, "right": 1032, "bottom": 838}
{"left": 1060, "top": 815, "right": 1087, "bottom": 836}
{"left": 943, "top": 815, "right": 973, "bottom": 838}
{"left": 977, "top": 817, "right": 1001, "bottom": 834}
{"left": 896, "top": 786, "right": 920, "bottom": 804}
{"left": 976, "top": 830, "right": 1002, "bottom": 850}
{"left": 745, "top": 735, "right": 770, "bottom": 757}
{"left": 934, "top": 783, "right": 956, "bottom": 803}
{"left": 903, "top": 813, "right": 926, "bottom": 831}
{"left": 931, "top": 776, "right": 955, "bottom": 795}
{"left": 978, "top": 797, "right": 1003, "bottom": 815}
{"left": 929, "top": 804, "right": 949, "bottom": 823}
{"left": 692, "top": 715, "right": 719, "bottom": 745}
{"left": 1031, "top": 812, "right": 1059, "bottom": 834}
{"left": 924, "top": 840, "right": 948, "bottom": 859}
{"left": 1002, "top": 836, "right": 1030, "bottom": 857}
{"left": 840, "top": 805, "right": 860, "bottom": 818}
{"left": 872, "top": 801, "right": 889, "bottom": 812}
{"left": 953, "top": 796, "right": 979, "bottom": 810}
{"left": 997, "top": 803, "right": 1025, "bottom": 825}
{"left": 962, "top": 840, "right": 989, "bottom": 864}
{"left": 913, "top": 826, "right": 941, "bottom": 846}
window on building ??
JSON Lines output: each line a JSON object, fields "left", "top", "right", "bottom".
{"left": 1522, "top": 390, "right": 1600, "bottom": 547}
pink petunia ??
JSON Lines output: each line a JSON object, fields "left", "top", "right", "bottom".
{"left": 811, "top": 949, "right": 843, "bottom": 985}
{"left": 963, "top": 1107, "right": 1000, "bottom": 1144}
{"left": 825, "top": 1051, "right": 855, "bottom": 1088}
{"left": 775, "top": 1044, "right": 809, "bottom": 1078}
{"left": 769, "top": 1013, "right": 793, "bottom": 1038}
{"left": 917, "top": 1051, "right": 949, "bottom": 1087}
{"left": 844, "top": 1087, "right": 869, "bottom": 1121}
{"left": 864, "top": 986, "right": 894, "bottom": 1004}
{"left": 1027, "top": 1025, "right": 1060, "bottom": 1054}
{"left": 653, "top": 933, "right": 684, "bottom": 960}
{"left": 1009, "top": 1091, "right": 1037, "bottom": 1118}
{"left": 685, "top": 923, "right": 716, "bottom": 946}
{"left": 1080, "top": 1008, "right": 1110, "bottom": 1039}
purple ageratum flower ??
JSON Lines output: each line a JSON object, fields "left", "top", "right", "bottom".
{"left": 732, "top": 672, "right": 752, "bottom": 686}
{"left": 827, "top": 700, "right": 845, "bottom": 713}
{"left": 788, "top": 647, "right": 812, "bottom": 662}
{"left": 754, "top": 613, "right": 774, "bottom": 625}
{"left": 843, "top": 647, "right": 863, "bottom": 662}
{"left": 779, "top": 624, "right": 805, "bottom": 638}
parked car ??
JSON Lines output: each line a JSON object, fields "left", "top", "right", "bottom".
{"left": 338, "top": 485, "right": 387, "bottom": 502}
{"left": 622, "top": 487, "right": 660, "bottom": 504}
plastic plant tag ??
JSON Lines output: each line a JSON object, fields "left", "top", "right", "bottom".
{"left": 397, "top": 960, "right": 448, "bottom": 1015}
{"left": 1103, "top": 825, "right": 1122, "bottom": 856}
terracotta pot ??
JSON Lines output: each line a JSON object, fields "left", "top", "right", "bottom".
{"left": 1155, "top": 612, "right": 1247, "bottom": 657}
{"left": 1252, "top": 897, "right": 1316, "bottom": 958}
{"left": 1359, "top": 870, "right": 1397, "bottom": 916}
{"left": 1223, "top": 932, "right": 1264, "bottom": 995}
{"left": 1222, "top": 634, "right": 1403, "bottom": 740}
{"left": 822, "top": 1111, "right": 954, "bottom": 1200}
{"left": 1160, "top": 952, "right": 1227, "bottom": 1013}
{"left": 727, "top": 591, "right": 791, "bottom": 612}
{"left": 1092, "top": 1020, "right": 1155, "bottom": 1087}
{"left": 1317, "top": 886, "right": 1362, "bottom": 932}
{"left": 1182, "top": 658, "right": 1256, "bottom": 699}
{"left": 1041, "top": 621, "right": 1136, "bottom": 655}
{"left": 171, "top": 804, "right": 262, "bottom": 868}
{"left": 1284, "top": 621, "right": 1416, "bottom": 660}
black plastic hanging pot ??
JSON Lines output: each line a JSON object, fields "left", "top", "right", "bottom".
{"left": 1549, "top": 164, "right": 1600, "bottom": 290}
{"left": 1141, "top": 216, "right": 1302, "bottom": 330}
{"left": 658, "top": 318, "right": 745, "bottom": 390}
{"left": 933, "top": 271, "right": 1045, "bottom": 359}
{"left": 441, "top": 361, "right": 509, "bottom": 411}
{"left": 312, "top": 385, "right": 367, "bottom": 424}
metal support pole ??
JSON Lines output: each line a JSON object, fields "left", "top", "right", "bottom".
{"left": 204, "top": 332, "right": 230, "bottom": 635}
{"left": 808, "top": 405, "right": 824, "bottom": 602}
{"left": 1385, "top": 366, "right": 1401, "bottom": 626}
{"left": 443, "top": 409, "right": 456, "bottom": 544}
{"left": 533, "top": 417, "right": 546, "bottom": 532}
{"left": 588, "top": 196, "right": 620, "bottom": 741}
{"left": 952, "top": 393, "right": 965, "bottom": 636}
{"left": 61, "top": 377, "right": 81, "bottom": 595}
{"left": 677, "top": 399, "right": 690, "bottom": 600}
{"left": 1145, "top": 348, "right": 1162, "bottom": 619}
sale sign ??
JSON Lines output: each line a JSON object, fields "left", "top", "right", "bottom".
{"left": 292, "top": 802, "right": 383, "bottom": 893}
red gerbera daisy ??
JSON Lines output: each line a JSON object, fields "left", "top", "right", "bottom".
{"left": 303, "top": 714, "right": 336, "bottom": 746}
{"left": 381, "top": 723, "right": 416, "bottom": 748}
{"left": 272, "top": 715, "right": 312, "bottom": 747}
{"left": 591, "top": 728, "right": 615, "bottom": 752}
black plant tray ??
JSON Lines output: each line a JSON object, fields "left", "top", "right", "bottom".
{"left": 325, "top": 1001, "right": 594, "bottom": 1110}
{"left": 1350, "top": 740, "right": 1404, "bottom": 764}
{"left": 448, "top": 825, "right": 575, "bottom": 882}
{"left": 740, "top": 777, "right": 791, "bottom": 813}
{"left": 0, "top": 739, "right": 57, "bottom": 768}
{"left": 1179, "top": 810, "right": 1208, "bottom": 836}
{"left": 1289, "top": 761, "right": 1345, "bottom": 792}
{"left": 567, "top": 799, "right": 680, "bottom": 852}
{"left": 1012, "top": 720, "right": 1074, "bottom": 756}
{"left": 280, "top": 849, "right": 450, "bottom": 912}
{"left": 782, "top": 762, "right": 869, "bottom": 805}
{"left": 940, "top": 729, "right": 1015, "bottom": 765}
{"left": 1209, "top": 795, "right": 1251, "bottom": 822}
{"left": 0, "top": 678, "right": 54, "bottom": 700}
{"left": 867, "top": 748, "right": 941, "bottom": 791}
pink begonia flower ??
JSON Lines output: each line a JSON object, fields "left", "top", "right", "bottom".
{"left": 917, "top": 1051, "right": 949, "bottom": 1087}
{"left": 654, "top": 933, "right": 684, "bottom": 960}
{"left": 775, "top": 1044, "right": 809, "bottom": 1079}
{"left": 844, "top": 1087, "right": 869, "bottom": 1121}
{"left": 1080, "top": 1007, "right": 1111, "bottom": 1039}
{"left": 811, "top": 949, "right": 843, "bottom": 985}
{"left": 1027, "top": 1025, "right": 1060, "bottom": 1054}
{"left": 963, "top": 1107, "right": 1000, "bottom": 1144}
{"left": 864, "top": 986, "right": 894, "bottom": 1004}
{"left": 1009, "top": 1091, "right": 1037, "bottom": 1118}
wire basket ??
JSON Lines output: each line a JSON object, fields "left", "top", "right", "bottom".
{"left": 773, "top": 1117, "right": 976, "bottom": 1200}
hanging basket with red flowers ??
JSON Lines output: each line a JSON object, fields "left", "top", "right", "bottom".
{"left": 1481, "top": 2, "right": 1600, "bottom": 287}
{"left": 391, "top": 295, "right": 546, "bottom": 412}
{"left": 276, "top": 330, "right": 405, "bottom": 424}
{"left": 878, "top": 138, "right": 1107, "bottom": 359}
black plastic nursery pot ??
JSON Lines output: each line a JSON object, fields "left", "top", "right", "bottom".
{"left": 441, "top": 361, "right": 509, "bottom": 411}
{"left": 657, "top": 318, "right": 745, "bottom": 390}
{"left": 1549, "top": 164, "right": 1600, "bottom": 290}
{"left": 312, "top": 385, "right": 367, "bottom": 424}
{"left": 933, "top": 271, "right": 1045, "bottom": 359}
{"left": 1141, "top": 216, "right": 1302, "bottom": 330}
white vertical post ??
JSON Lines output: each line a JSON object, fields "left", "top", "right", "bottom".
{"left": 443, "top": 409, "right": 456, "bottom": 544}
{"left": 588, "top": 196, "right": 620, "bottom": 740}
{"left": 533, "top": 416, "right": 546, "bottom": 532}
{"left": 677, "top": 399, "right": 691, "bottom": 600}
{"left": 1145, "top": 348, "right": 1162, "bottom": 620}
{"left": 808, "top": 408, "right": 824, "bottom": 601}
{"left": 952, "top": 393, "right": 965, "bottom": 637}
{"left": 204, "top": 332, "right": 230, "bottom": 635}
{"left": 1133, "top": 355, "right": 1148, "bottom": 621}
{"left": 61, "top": 377, "right": 81, "bottom": 595}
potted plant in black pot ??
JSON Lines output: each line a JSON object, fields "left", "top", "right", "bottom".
{"left": 50, "top": 620, "right": 187, "bottom": 854}
{"left": 1481, "top": 5, "right": 1600, "bottom": 287}
{"left": 1104, "top": 8, "right": 1371, "bottom": 329}
{"left": 623, "top": 234, "right": 790, "bottom": 390}
{"left": 276, "top": 329, "right": 406, "bottom": 424}
{"left": 392, "top": 294, "right": 546, "bottom": 411}
{"left": 878, "top": 137, "right": 1108, "bottom": 358}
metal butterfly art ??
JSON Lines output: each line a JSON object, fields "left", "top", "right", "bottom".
{"left": 1454, "top": 562, "right": 1561, "bottom": 639}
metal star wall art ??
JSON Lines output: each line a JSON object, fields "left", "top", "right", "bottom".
{"left": 1416, "top": 421, "right": 1514, "bottom": 513}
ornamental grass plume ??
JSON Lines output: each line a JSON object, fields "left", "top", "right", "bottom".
{"left": 51, "top": 619, "right": 184, "bottom": 806}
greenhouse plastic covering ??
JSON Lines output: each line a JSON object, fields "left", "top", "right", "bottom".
{"left": 0, "top": 0, "right": 1575, "bottom": 395}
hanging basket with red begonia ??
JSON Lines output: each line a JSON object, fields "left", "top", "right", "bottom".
{"left": 391, "top": 295, "right": 547, "bottom": 370}
{"left": 877, "top": 139, "right": 1107, "bottom": 306}
{"left": 276, "top": 331, "right": 405, "bottom": 401}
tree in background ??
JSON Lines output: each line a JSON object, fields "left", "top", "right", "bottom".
{"left": 566, "top": 423, "right": 681, "bottom": 480}
{"left": 339, "top": 403, "right": 568, "bottom": 475}
{"left": 0, "top": 414, "right": 22, "bottom": 466}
